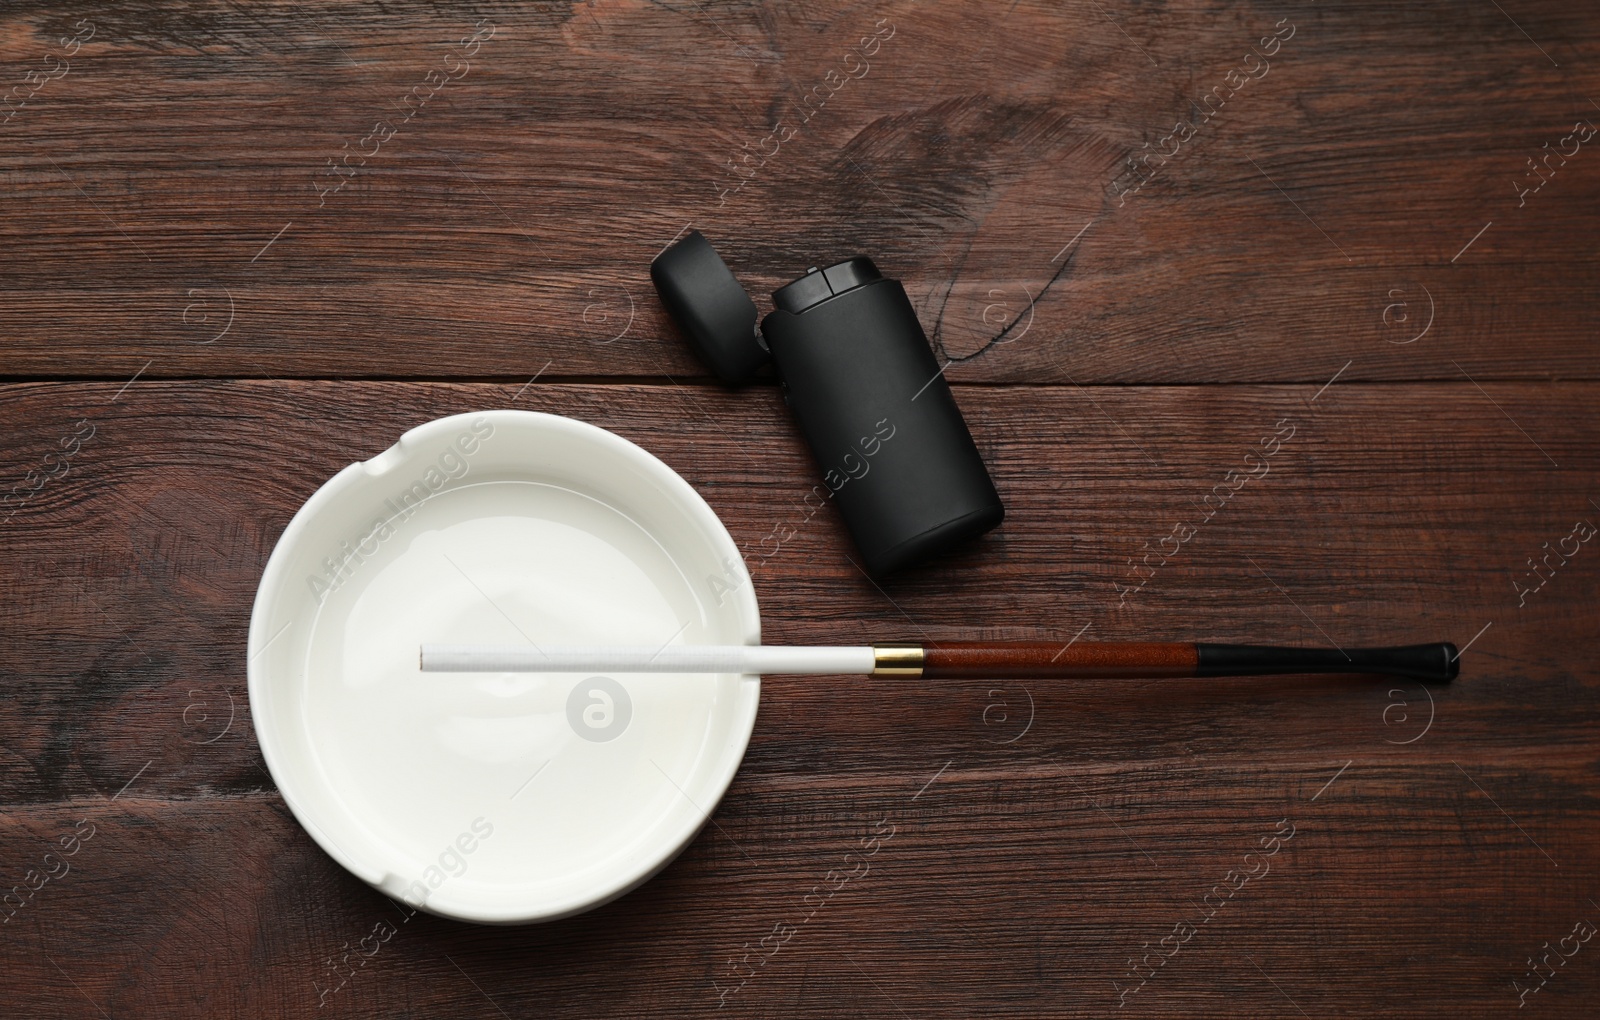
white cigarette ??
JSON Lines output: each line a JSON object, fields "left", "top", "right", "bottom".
{"left": 420, "top": 643, "right": 877, "bottom": 676}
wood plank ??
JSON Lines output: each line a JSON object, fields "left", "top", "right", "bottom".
{"left": 0, "top": 2, "right": 1597, "bottom": 381}
{"left": 4, "top": 0, "right": 1599, "bottom": 1014}
{"left": 1, "top": 380, "right": 1594, "bottom": 801}
{"left": 0, "top": 754, "right": 1593, "bottom": 1015}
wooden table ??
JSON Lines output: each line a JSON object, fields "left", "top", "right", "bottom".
{"left": 2, "top": 2, "right": 1597, "bottom": 1016}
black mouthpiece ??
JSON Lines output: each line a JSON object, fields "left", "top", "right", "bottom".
{"left": 1195, "top": 642, "right": 1460, "bottom": 683}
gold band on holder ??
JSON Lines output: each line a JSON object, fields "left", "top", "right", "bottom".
{"left": 871, "top": 643, "right": 925, "bottom": 677}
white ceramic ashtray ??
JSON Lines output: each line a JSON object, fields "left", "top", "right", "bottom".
{"left": 248, "top": 410, "right": 760, "bottom": 923}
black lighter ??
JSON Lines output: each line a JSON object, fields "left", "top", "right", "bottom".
{"left": 651, "top": 231, "right": 1003, "bottom": 576}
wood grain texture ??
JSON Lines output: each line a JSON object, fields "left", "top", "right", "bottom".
{"left": 1, "top": 379, "right": 1596, "bottom": 1016}
{"left": 2, "top": 0, "right": 1599, "bottom": 1016}
{"left": 0, "top": 1, "right": 1597, "bottom": 383}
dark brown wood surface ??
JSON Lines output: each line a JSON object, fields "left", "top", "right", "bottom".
{"left": 2, "top": 2, "right": 1597, "bottom": 1016}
